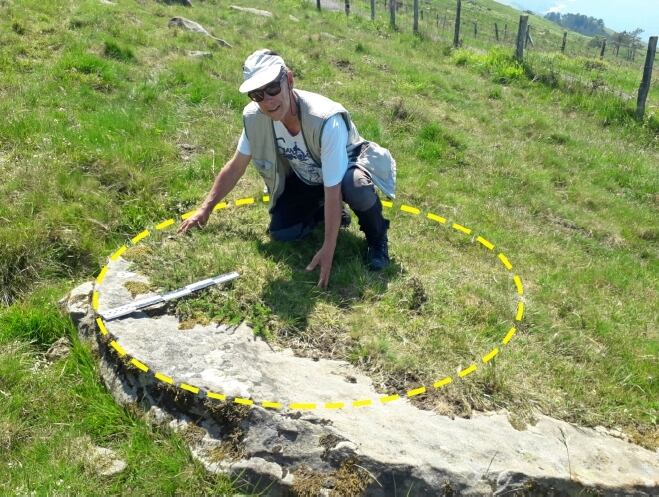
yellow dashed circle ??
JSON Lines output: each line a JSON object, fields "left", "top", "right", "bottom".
{"left": 92, "top": 197, "right": 526, "bottom": 411}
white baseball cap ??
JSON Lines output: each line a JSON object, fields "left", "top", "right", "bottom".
{"left": 239, "top": 49, "right": 287, "bottom": 94}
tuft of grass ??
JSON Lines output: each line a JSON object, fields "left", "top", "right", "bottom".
{"left": 487, "top": 87, "right": 502, "bottom": 99}
{"left": 103, "top": 39, "right": 135, "bottom": 62}
{"left": 11, "top": 20, "right": 25, "bottom": 35}
{"left": 452, "top": 48, "right": 525, "bottom": 83}
{"left": 416, "top": 122, "right": 466, "bottom": 164}
{"left": 0, "top": 288, "right": 73, "bottom": 348}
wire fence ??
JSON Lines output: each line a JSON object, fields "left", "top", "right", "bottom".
{"left": 318, "top": 0, "right": 654, "bottom": 64}
{"left": 312, "top": 0, "right": 658, "bottom": 116}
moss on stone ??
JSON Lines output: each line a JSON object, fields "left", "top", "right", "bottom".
{"left": 332, "top": 457, "right": 370, "bottom": 497}
{"left": 178, "top": 315, "right": 211, "bottom": 330}
{"left": 180, "top": 423, "right": 206, "bottom": 446}
{"left": 202, "top": 400, "right": 250, "bottom": 461}
{"left": 122, "top": 244, "right": 152, "bottom": 262}
{"left": 123, "top": 281, "right": 153, "bottom": 297}
{"left": 291, "top": 465, "right": 325, "bottom": 497}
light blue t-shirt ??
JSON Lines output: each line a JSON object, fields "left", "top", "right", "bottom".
{"left": 237, "top": 114, "right": 349, "bottom": 187}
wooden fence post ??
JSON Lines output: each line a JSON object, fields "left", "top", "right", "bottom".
{"left": 600, "top": 38, "right": 606, "bottom": 58}
{"left": 515, "top": 15, "right": 528, "bottom": 61}
{"left": 389, "top": 0, "right": 396, "bottom": 29}
{"left": 561, "top": 31, "right": 567, "bottom": 53}
{"left": 525, "top": 24, "right": 533, "bottom": 48}
{"left": 473, "top": 21, "right": 478, "bottom": 37}
{"left": 413, "top": 0, "right": 419, "bottom": 34}
{"left": 636, "top": 36, "right": 657, "bottom": 120}
{"left": 494, "top": 22, "right": 499, "bottom": 41}
{"left": 345, "top": 0, "right": 350, "bottom": 16}
{"left": 316, "top": 0, "right": 321, "bottom": 11}
{"left": 371, "top": 0, "right": 375, "bottom": 20}
{"left": 453, "top": 0, "right": 461, "bottom": 48}
{"left": 503, "top": 23, "right": 508, "bottom": 42}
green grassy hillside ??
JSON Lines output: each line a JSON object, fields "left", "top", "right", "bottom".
{"left": 350, "top": 0, "right": 651, "bottom": 59}
{"left": 1, "top": 0, "right": 657, "bottom": 494}
{"left": 347, "top": 0, "right": 659, "bottom": 100}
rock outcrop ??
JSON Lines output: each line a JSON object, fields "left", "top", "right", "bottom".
{"left": 62, "top": 258, "right": 659, "bottom": 496}
{"left": 167, "top": 16, "right": 232, "bottom": 47}
{"left": 157, "top": 0, "right": 192, "bottom": 7}
{"left": 71, "top": 436, "right": 127, "bottom": 477}
{"left": 230, "top": 5, "right": 273, "bottom": 18}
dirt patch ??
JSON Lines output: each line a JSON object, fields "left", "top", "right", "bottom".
{"left": 388, "top": 97, "right": 411, "bottom": 121}
{"left": 361, "top": 55, "right": 389, "bottom": 72}
{"left": 544, "top": 212, "right": 593, "bottom": 237}
{"left": 333, "top": 58, "right": 354, "bottom": 74}
{"left": 176, "top": 142, "right": 198, "bottom": 162}
{"left": 400, "top": 276, "right": 428, "bottom": 313}
{"left": 0, "top": 420, "right": 29, "bottom": 452}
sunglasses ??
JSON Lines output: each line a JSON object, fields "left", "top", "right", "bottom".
{"left": 247, "top": 71, "right": 286, "bottom": 102}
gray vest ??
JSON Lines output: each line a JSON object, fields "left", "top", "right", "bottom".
{"left": 243, "top": 89, "right": 396, "bottom": 211}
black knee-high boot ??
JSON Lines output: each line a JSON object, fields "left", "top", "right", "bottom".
{"left": 354, "top": 201, "right": 390, "bottom": 270}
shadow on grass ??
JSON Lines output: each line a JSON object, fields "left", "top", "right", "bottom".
{"left": 255, "top": 226, "right": 402, "bottom": 335}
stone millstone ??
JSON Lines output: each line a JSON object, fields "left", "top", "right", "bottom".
{"left": 65, "top": 258, "right": 659, "bottom": 496}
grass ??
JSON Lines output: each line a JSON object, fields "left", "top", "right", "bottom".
{"left": 0, "top": 0, "right": 657, "bottom": 493}
{"left": 0, "top": 289, "right": 242, "bottom": 495}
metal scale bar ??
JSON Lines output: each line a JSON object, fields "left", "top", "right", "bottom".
{"left": 99, "top": 271, "right": 240, "bottom": 321}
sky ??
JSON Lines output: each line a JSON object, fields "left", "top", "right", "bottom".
{"left": 492, "top": 0, "right": 659, "bottom": 41}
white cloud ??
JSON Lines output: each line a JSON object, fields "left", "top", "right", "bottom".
{"left": 546, "top": 3, "right": 567, "bottom": 14}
